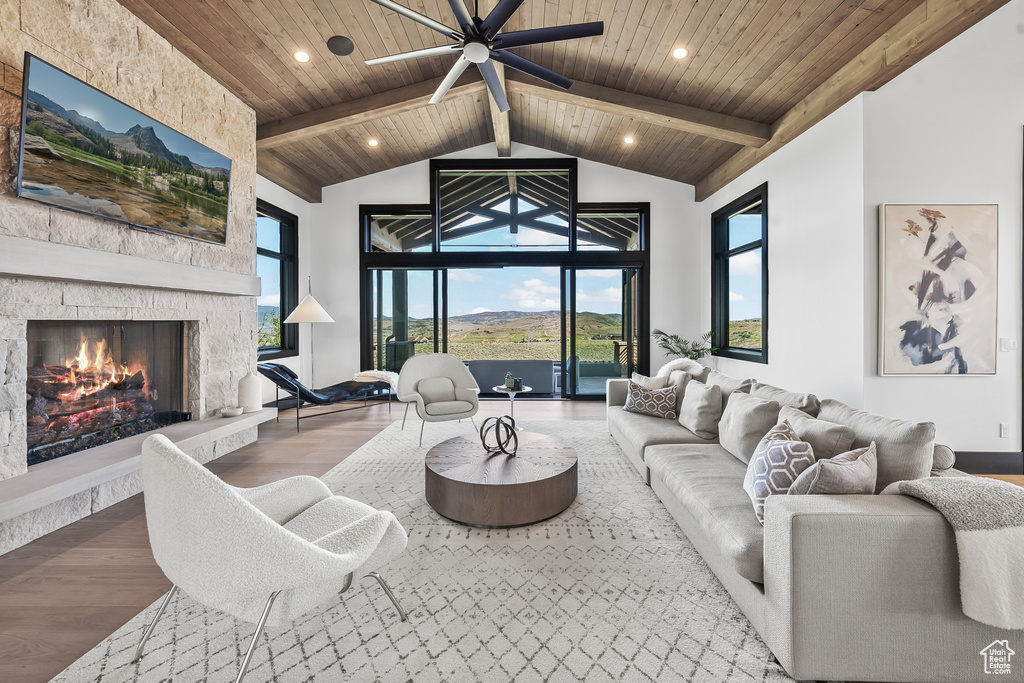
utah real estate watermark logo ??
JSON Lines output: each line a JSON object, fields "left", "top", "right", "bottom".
{"left": 980, "top": 640, "right": 1014, "bottom": 675}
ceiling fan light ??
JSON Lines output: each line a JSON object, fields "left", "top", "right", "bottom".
{"left": 463, "top": 41, "right": 490, "bottom": 64}
{"left": 293, "top": 50, "right": 311, "bottom": 63}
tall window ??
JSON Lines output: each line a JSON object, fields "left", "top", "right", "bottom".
{"left": 712, "top": 183, "right": 767, "bottom": 363}
{"left": 256, "top": 200, "right": 298, "bottom": 359}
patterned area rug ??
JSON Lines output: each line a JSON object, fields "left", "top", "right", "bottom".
{"left": 51, "top": 419, "right": 796, "bottom": 683}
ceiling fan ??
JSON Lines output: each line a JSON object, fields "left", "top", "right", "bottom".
{"left": 364, "top": 0, "right": 604, "bottom": 113}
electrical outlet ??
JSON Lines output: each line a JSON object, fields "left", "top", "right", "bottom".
{"left": 1000, "top": 338, "right": 1019, "bottom": 352}
{"left": 999, "top": 423, "right": 1011, "bottom": 438}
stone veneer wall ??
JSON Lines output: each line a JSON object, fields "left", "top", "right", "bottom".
{"left": 0, "top": 0, "right": 260, "bottom": 551}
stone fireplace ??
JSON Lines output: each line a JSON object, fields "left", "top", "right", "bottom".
{"left": 26, "top": 320, "right": 191, "bottom": 466}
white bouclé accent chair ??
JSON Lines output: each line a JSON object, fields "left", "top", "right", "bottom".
{"left": 135, "top": 434, "right": 409, "bottom": 683}
{"left": 397, "top": 353, "right": 480, "bottom": 446}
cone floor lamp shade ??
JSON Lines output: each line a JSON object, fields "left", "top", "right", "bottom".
{"left": 284, "top": 277, "right": 334, "bottom": 385}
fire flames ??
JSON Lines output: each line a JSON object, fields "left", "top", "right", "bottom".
{"left": 57, "top": 337, "right": 148, "bottom": 402}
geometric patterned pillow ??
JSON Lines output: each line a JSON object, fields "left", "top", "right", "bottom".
{"left": 742, "top": 420, "right": 815, "bottom": 524}
{"left": 624, "top": 381, "right": 677, "bottom": 419}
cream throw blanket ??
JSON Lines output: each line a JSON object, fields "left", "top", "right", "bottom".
{"left": 354, "top": 369, "right": 399, "bottom": 389}
{"left": 883, "top": 476, "right": 1024, "bottom": 629}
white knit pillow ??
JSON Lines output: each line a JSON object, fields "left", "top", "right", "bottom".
{"left": 631, "top": 372, "right": 668, "bottom": 390}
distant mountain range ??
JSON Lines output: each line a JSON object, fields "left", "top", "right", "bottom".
{"left": 26, "top": 90, "right": 229, "bottom": 177}
{"left": 377, "top": 309, "right": 623, "bottom": 340}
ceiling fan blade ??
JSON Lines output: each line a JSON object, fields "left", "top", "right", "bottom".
{"left": 429, "top": 56, "right": 472, "bottom": 104}
{"left": 480, "top": 0, "right": 525, "bottom": 39}
{"left": 446, "top": 0, "right": 477, "bottom": 36}
{"left": 490, "top": 50, "right": 573, "bottom": 90}
{"left": 367, "top": 0, "right": 461, "bottom": 39}
{"left": 365, "top": 44, "right": 460, "bottom": 66}
{"left": 491, "top": 22, "right": 604, "bottom": 50}
{"left": 477, "top": 60, "right": 510, "bottom": 113}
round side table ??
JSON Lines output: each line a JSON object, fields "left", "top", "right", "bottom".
{"left": 491, "top": 385, "right": 532, "bottom": 417}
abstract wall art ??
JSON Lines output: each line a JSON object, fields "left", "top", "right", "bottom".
{"left": 879, "top": 204, "right": 998, "bottom": 375}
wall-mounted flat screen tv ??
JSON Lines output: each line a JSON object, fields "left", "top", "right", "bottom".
{"left": 18, "top": 54, "right": 231, "bottom": 245}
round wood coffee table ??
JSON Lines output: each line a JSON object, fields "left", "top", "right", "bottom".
{"left": 424, "top": 431, "right": 578, "bottom": 528}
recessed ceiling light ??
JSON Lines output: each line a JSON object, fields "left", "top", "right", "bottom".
{"left": 368, "top": 139, "right": 379, "bottom": 147}
{"left": 624, "top": 136, "right": 635, "bottom": 144}
{"left": 294, "top": 51, "right": 310, "bottom": 63}
{"left": 673, "top": 47, "right": 688, "bottom": 59}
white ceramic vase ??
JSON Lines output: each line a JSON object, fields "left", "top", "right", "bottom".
{"left": 238, "top": 371, "right": 261, "bottom": 413}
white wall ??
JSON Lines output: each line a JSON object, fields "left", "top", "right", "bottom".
{"left": 698, "top": 0, "right": 1023, "bottom": 451}
{"left": 255, "top": 175, "right": 312, "bottom": 403}
{"left": 698, "top": 98, "right": 867, "bottom": 406}
{"left": 307, "top": 142, "right": 699, "bottom": 386}
{"left": 861, "top": 0, "right": 1024, "bottom": 450}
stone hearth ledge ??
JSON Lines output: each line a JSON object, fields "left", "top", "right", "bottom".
{"left": 0, "top": 408, "right": 276, "bottom": 554}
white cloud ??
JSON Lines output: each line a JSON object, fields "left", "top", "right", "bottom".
{"left": 448, "top": 270, "right": 482, "bottom": 282}
{"left": 729, "top": 291, "right": 745, "bottom": 302}
{"left": 578, "top": 270, "right": 620, "bottom": 278}
{"left": 516, "top": 229, "right": 565, "bottom": 247}
{"left": 730, "top": 250, "right": 762, "bottom": 276}
{"left": 540, "top": 267, "right": 560, "bottom": 275}
{"left": 578, "top": 286, "right": 621, "bottom": 303}
{"left": 258, "top": 294, "right": 280, "bottom": 307}
{"left": 502, "top": 277, "right": 560, "bottom": 309}
{"left": 471, "top": 307, "right": 492, "bottom": 314}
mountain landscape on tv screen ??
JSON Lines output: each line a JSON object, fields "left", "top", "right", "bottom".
{"left": 20, "top": 64, "right": 231, "bottom": 244}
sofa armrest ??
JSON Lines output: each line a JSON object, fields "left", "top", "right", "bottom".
{"left": 762, "top": 494, "right": 1008, "bottom": 683}
{"left": 606, "top": 379, "right": 629, "bottom": 408}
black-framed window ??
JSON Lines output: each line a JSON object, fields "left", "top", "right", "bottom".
{"left": 712, "top": 183, "right": 768, "bottom": 364}
{"left": 256, "top": 200, "right": 298, "bottom": 359}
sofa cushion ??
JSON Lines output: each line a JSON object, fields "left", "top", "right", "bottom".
{"left": 624, "top": 382, "right": 677, "bottom": 419}
{"left": 417, "top": 376, "right": 456, "bottom": 403}
{"left": 932, "top": 443, "right": 956, "bottom": 471}
{"left": 779, "top": 406, "right": 855, "bottom": 461}
{"left": 750, "top": 382, "right": 820, "bottom": 417}
{"left": 608, "top": 406, "right": 717, "bottom": 459}
{"left": 818, "top": 399, "right": 935, "bottom": 493}
{"left": 666, "top": 370, "right": 691, "bottom": 414}
{"left": 743, "top": 422, "right": 815, "bottom": 524}
{"left": 424, "top": 400, "right": 474, "bottom": 416}
{"left": 789, "top": 443, "right": 877, "bottom": 495}
{"left": 707, "top": 370, "right": 753, "bottom": 409}
{"left": 656, "top": 358, "right": 710, "bottom": 382}
{"left": 719, "top": 392, "right": 781, "bottom": 464}
{"left": 679, "top": 381, "right": 723, "bottom": 439}
{"left": 647, "top": 445, "right": 766, "bottom": 583}
{"left": 631, "top": 372, "right": 668, "bottom": 390}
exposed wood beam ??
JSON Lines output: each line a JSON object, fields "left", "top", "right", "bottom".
{"left": 256, "top": 76, "right": 486, "bottom": 150}
{"left": 695, "top": 0, "right": 1010, "bottom": 201}
{"left": 489, "top": 63, "right": 511, "bottom": 157}
{"left": 506, "top": 74, "right": 771, "bottom": 148}
{"left": 256, "top": 150, "right": 323, "bottom": 203}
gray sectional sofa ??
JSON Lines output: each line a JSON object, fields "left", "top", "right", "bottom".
{"left": 607, "top": 360, "right": 1019, "bottom": 683}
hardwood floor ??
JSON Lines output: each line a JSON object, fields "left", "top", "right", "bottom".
{"left": 0, "top": 398, "right": 604, "bottom": 683}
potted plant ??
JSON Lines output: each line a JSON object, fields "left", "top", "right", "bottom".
{"left": 651, "top": 329, "right": 718, "bottom": 360}
{"left": 505, "top": 371, "right": 515, "bottom": 389}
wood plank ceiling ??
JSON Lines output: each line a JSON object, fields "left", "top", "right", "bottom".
{"left": 116, "top": 0, "right": 1008, "bottom": 203}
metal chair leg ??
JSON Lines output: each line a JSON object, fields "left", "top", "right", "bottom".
{"left": 133, "top": 585, "right": 179, "bottom": 663}
{"left": 235, "top": 591, "right": 281, "bottom": 683}
{"left": 419, "top": 420, "right": 425, "bottom": 447}
{"left": 363, "top": 572, "right": 408, "bottom": 622}
{"left": 470, "top": 416, "right": 477, "bottom": 430}
{"left": 402, "top": 403, "right": 409, "bottom": 429}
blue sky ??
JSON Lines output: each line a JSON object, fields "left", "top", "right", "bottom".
{"left": 374, "top": 267, "right": 623, "bottom": 319}
{"left": 27, "top": 56, "right": 231, "bottom": 170}
{"left": 727, "top": 215, "right": 763, "bottom": 321}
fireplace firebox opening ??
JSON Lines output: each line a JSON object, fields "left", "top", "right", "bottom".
{"left": 26, "top": 320, "right": 190, "bottom": 466}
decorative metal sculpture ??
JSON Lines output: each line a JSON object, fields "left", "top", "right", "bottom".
{"left": 479, "top": 415, "right": 518, "bottom": 456}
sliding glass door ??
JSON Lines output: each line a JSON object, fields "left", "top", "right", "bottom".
{"left": 367, "top": 269, "right": 437, "bottom": 372}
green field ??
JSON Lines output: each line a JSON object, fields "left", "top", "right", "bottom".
{"left": 729, "top": 319, "right": 762, "bottom": 349}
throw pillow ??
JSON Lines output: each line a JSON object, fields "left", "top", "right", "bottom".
{"left": 707, "top": 370, "right": 753, "bottom": 409}
{"left": 417, "top": 376, "right": 456, "bottom": 403}
{"left": 631, "top": 372, "right": 669, "bottom": 391}
{"left": 743, "top": 421, "right": 815, "bottom": 524}
{"left": 818, "top": 399, "right": 935, "bottom": 493}
{"left": 778, "top": 406, "right": 856, "bottom": 460}
{"left": 666, "top": 370, "right": 691, "bottom": 414}
{"left": 678, "top": 381, "right": 723, "bottom": 439}
{"left": 788, "top": 442, "right": 877, "bottom": 495}
{"left": 719, "top": 392, "right": 782, "bottom": 464}
{"left": 750, "top": 382, "right": 821, "bottom": 417}
{"left": 624, "top": 382, "right": 677, "bottom": 419}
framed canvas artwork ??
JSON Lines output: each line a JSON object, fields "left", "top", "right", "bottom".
{"left": 878, "top": 204, "right": 998, "bottom": 375}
